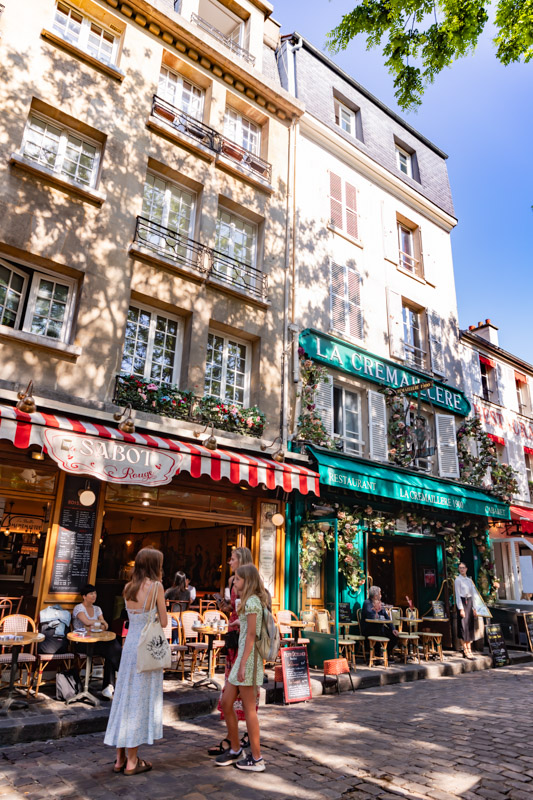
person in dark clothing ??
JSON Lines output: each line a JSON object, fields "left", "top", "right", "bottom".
{"left": 165, "top": 571, "right": 190, "bottom": 643}
{"left": 360, "top": 585, "right": 398, "bottom": 657}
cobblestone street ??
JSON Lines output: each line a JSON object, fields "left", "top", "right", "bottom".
{"left": 1, "top": 663, "right": 532, "bottom": 800}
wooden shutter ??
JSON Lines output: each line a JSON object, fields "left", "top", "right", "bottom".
{"left": 466, "top": 346, "right": 483, "bottom": 397}
{"left": 420, "top": 225, "right": 438, "bottom": 287}
{"left": 347, "top": 266, "right": 363, "bottom": 339}
{"left": 427, "top": 309, "right": 445, "bottom": 376}
{"left": 345, "top": 182, "right": 358, "bottom": 239}
{"left": 435, "top": 414, "right": 460, "bottom": 478}
{"left": 329, "top": 172, "right": 343, "bottom": 230}
{"left": 381, "top": 201, "right": 398, "bottom": 263}
{"left": 368, "top": 390, "right": 388, "bottom": 461}
{"left": 315, "top": 375, "right": 334, "bottom": 437}
{"left": 330, "top": 262, "right": 363, "bottom": 339}
{"left": 329, "top": 261, "right": 346, "bottom": 333}
{"left": 386, "top": 287, "right": 404, "bottom": 359}
{"left": 497, "top": 364, "right": 516, "bottom": 410}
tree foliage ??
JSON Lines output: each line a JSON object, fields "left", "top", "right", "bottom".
{"left": 326, "top": 0, "right": 533, "bottom": 109}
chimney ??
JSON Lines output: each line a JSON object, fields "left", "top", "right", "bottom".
{"left": 472, "top": 318, "right": 499, "bottom": 346}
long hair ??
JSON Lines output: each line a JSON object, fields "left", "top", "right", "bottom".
{"left": 124, "top": 547, "right": 163, "bottom": 602}
{"left": 172, "top": 571, "right": 187, "bottom": 593}
{"left": 232, "top": 547, "right": 253, "bottom": 568}
{"left": 235, "top": 564, "right": 269, "bottom": 614}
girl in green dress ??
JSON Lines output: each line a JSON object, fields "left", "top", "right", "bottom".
{"left": 215, "top": 564, "right": 269, "bottom": 772}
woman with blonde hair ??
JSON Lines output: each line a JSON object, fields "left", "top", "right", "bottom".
{"left": 104, "top": 547, "right": 167, "bottom": 776}
{"left": 215, "top": 563, "right": 269, "bottom": 772}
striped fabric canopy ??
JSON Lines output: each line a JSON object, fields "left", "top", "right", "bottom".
{"left": 0, "top": 404, "right": 319, "bottom": 495}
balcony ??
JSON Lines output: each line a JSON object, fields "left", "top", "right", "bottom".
{"left": 218, "top": 136, "right": 272, "bottom": 184}
{"left": 133, "top": 216, "right": 208, "bottom": 277}
{"left": 404, "top": 343, "right": 426, "bottom": 370}
{"left": 399, "top": 249, "right": 420, "bottom": 275}
{"left": 151, "top": 95, "right": 218, "bottom": 153}
{"left": 132, "top": 217, "right": 268, "bottom": 303}
{"left": 190, "top": 12, "right": 255, "bottom": 66}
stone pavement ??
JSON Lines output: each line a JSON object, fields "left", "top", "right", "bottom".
{"left": 1, "top": 662, "right": 533, "bottom": 800}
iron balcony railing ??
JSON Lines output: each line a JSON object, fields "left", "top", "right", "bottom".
{"left": 133, "top": 216, "right": 268, "bottom": 302}
{"left": 190, "top": 12, "right": 255, "bottom": 66}
{"left": 133, "top": 216, "right": 208, "bottom": 276}
{"left": 404, "top": 342, "right": 426, "bottom": 370}
{"left": 218, "top": 136, "right": 272, "bottom": 183}
{"left": 152, "top": 95, "right": 219, "bottom": 152}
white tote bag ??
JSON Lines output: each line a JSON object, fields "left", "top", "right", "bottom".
{"left": 136, "top": 582, "right": 172, "bottom": 673}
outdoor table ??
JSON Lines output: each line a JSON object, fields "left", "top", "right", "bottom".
{"left": 339, "top": 620, "right": 359, "bottom": 636}
{"left": 192, "top": 625, "right": 227, "bottom": 690}
{"left": 0, "top": 631, "right": 44, "bottom": 714}
{"left": 421, "top": 617, "right": 449, "bottom": 622}
{"left": 365, "top": 618, "right": 394, "bottom": 624}
{"left": 287, "top": 620, "right": 308, "bottom": 644}
{"left": 67, "top": 630, "right": 116, "bottom": 707}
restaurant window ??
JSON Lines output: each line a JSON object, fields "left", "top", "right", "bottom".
{"left": 402, "top": 302, "right": 426, "bottom": 369}
{"left": 52, "top": 1, "right": 120, "bottom": 66}
{"left": 204, "top": 331, "right": 250, "bottom": 407}
{"left": 479, "top": 356, "right": 498, "bottom": 403}
{"left": 333, "top": 386, "right": 363, "bottom": 455}
{"left": 0, "top": 257, "right": 76, "bottom": 342}
{"left": 223, "top": 108, "right": 260, "bottom": 155}
{"left": 21, "top": 113, "right": 102, "bottom": 189}
{"left": 329, "top": 261, "right": 363, "bottom": 341}
{"left": 120, "top": 304, "right": 182, "bottom": 385}
{"left": 334, "top": 98, "right": 356, "bottom": 137}
{"left": 328, "top": 171, "right": 358, "bottom": 240}
{"left": 158, "top": 67, "right": 204, "bottom": 120}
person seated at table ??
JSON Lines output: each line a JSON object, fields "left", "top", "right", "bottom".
{"left": 186, "top": 576, "right": 197, "bottom": 604}
{"left": 361, "top": 585, "right": 398, "bottom": 657}
{"left": 165, "top": 571, "right": 190, "bottom": 642}
{"left": 72, "top": 584, "right": 122, "bottom": 700}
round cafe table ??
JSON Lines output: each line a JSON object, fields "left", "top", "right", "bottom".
{"left": 287, "top": 620, "right": 308, "bottom": 644}
{"left": 192, "top": 625, "right": 227, "bottom": 690}
{"left": 0, "top": 631, "right": 44, "bottom": 714}
{"left": 67, "top": 630, "right": 116, "bottom": 707}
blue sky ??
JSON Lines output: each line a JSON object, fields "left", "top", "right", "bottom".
{"left": 276, "top": 1, "right": 533, "bottom": 362}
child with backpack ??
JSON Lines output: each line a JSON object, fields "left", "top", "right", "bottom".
{"left": 215, "top": 563, "right": 276, "bottom": 773}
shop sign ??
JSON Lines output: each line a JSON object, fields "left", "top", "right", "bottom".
{"left": 43, "top": 430, "right": 182, "bottom": 487}
{"left": 300, "top": 329, "right": 471, "bottom": 416}
{"left": 8, "top": 516, "right": 43, "bottom": 535}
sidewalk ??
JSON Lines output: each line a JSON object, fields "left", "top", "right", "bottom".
{"left": 0, "top": 649, "right": 531, "bottom": 746}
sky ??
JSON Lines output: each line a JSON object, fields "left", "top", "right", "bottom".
{"left": 276, "top": 1, "right": 533, "bottom": 362}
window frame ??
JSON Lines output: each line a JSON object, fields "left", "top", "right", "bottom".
{"left": 333, "top": 385, "right": 363, "bottom": 455}
{"left": 525, "top": 453, "right": 533, "bottom": 501}
{"left": 0, "top": 257, "right": 77, "bottom": 343}
{"left": 397, "top": 222, "right": 421, "bottom": 275}
{"left": 204, "top": 330, "right": 251, "bottom": 408}
{"left": 215, "top": 207, "right": 257, "bottom": 268}
{"left": 479, "top": 359, "right": 498, "bottom": 403}
{"left": 223, "top": 107, "right": 261, "bottom": 156}
{"left": 158, "top": 66, "right": 205, "bottom": 121}
{"left": 142, "top": 171, "right": 196, "bottom": 239}
{"left": 402, "top": 303, "right": 426, "bottom": 370}
{"left": 120, "top": 302, "right": 183, "bottom": 386}
{"left": 517, "top": 379, "right": 530, "bottom": 416}
{"left": 407, "top": 407, "right": 433, "bottom": 472}
{"left": 396, "top": 145, "right": 412, "bottom": 178}
{"left": 52, "top": 1, "right": 120, "bottom": 67}
{"left": 21, "top": 112, "right": 102, "bottom": 190}
{"left": 334, "top": 99, "right": 356, "bottom": 137}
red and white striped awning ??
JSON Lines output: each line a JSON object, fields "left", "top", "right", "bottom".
{"left": 0, "top": 404, "right": 319, "bottom": 495}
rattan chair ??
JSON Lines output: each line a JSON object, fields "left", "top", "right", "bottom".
{"left": 0, "top": 614, "right": 37, "bottom": 695}
{"left": 407, "top": 607, "right": 443, "bottom": 661}
{"left": 276, "top": 610, "right": 310, "bottom": 646}
{"left": 203, "top": 609, "right": 229, "bottom": 671}
{"left": 181, "top": 611, "right": 208, "bottom": 680}
{"left": 390, "top": 606, "right": 419, "bottom": 664}
{"left": 162, "top": 613, "right": 188, "bottom": 681}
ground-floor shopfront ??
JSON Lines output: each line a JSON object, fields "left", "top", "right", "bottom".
{"left": 0, "top": 404, "right": 319, "bottom": 622}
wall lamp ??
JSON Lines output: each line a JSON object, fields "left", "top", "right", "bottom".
{"left": 194, "top": 423, "right": 217, "bottom": 451}
{"left": 260, "top": 435, "right": 285, "bottom": 463}
{"left": 265, "top": 511, "right": 285, "bottom": 527}
{"left": 114, "top": 403, "right": 135, "bottom": 434}
{"left": 16, "top": 381, "right": 37, "bottom": 414}
{"left": 78, "top": 480, "right": 97, "bottom": 507}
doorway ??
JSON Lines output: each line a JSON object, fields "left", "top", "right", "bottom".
{"left": 367, "top": 537, "right": 415, "bottom": 607}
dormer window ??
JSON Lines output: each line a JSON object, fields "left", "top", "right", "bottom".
{"left": 334, "top": 99, "right": 355, "bottom": 137}
{"left": 396, "top": 145, "right": 412, "bottom": 177}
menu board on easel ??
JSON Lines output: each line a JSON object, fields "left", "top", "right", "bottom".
{"left": 522, "top": 612, "right": 533, "bottom": 652}
{"left": 486, "top": 623, "right": 510, "bottom": 667}
{"left": 49, "top": 476, "right": 100, "bottom": 594}
{"left": 280, "top": 646, "right": 312, "bottom": 704}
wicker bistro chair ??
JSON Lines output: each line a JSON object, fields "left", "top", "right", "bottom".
{"left": 162, "top": 614, "right": 188, "bottom": 681}
{"left": 356, "top": 608, "right": 389, "bottom": 668}
{"left": 0, "top": 600, "right": 13, "bottom": 619}
{"left": 407, "top": 607, "right": 443, "bottom": 662}
{"left": 202, "top": 609, "right": 229, "bottom": 672}
{"left": 300, "top": 610, "right": 316, "bottom": 631}
{"left": 181, "top": 611, "right": 208, "bottom": 680}
{"left": 276, "top": 610, "right": 310, "bottom": 646}
{"left": 390, "top": 607, "right": 420, "bottom": 665}
{"left": 324, "top": 657, "right": 355, "bottom": 694}
{"left": 0, "top": 614, "right": 37, "bottom": 695}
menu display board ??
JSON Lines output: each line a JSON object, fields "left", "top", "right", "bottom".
{"left": 522, "top": 612, "right": 533, "bottom": 652}
{"left": 338, "top": 602, "right": 352, "bottom": 622}
{"left": 280, "top": 646, "right": 312, "bottom": 704}
{"left": 49, "top": 476, "right": 100, "bottom": 594}
{"left": 486, "top": 623, "right": 510, "bottom": 667}
{"left": 431, "top": 601, "right": 446, "bottom": 619}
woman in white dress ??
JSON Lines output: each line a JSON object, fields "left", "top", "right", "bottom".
{"left": 455, "top": 562, "right": 477, "bottom": 659}
{"left": 104, "top": 547, "right": 167, "bottom": 776}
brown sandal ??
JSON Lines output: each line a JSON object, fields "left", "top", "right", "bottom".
{"left": 124, "top": 758, "right": 152, "bottom": 776}
{"left": 113, "top": 763, "right": 126, "bottom": 773}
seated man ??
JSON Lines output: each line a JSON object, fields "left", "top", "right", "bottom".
{"left": 361, "top": 585, "right": 398, "bottom": 657}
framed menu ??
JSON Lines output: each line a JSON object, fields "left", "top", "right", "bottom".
{"left": 280, "top": 646, "right": 312, "bottom": 704}
{"left": 431, "top": 601, "right": 446, "bottom": 619}
{"left": 49, "top": 476, "right": 100, "bottom": 594}
{"left": 486, "top": 623, "right": 510, "bottom": 667}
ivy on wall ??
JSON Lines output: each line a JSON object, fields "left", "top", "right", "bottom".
{"left": 296, "top": 350, "right": 335, "bottom": 448}
{"left": 457, "top": 416, "right": 518, "bottom": 502}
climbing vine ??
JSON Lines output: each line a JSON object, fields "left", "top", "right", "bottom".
{"left": 296, "top": 349, "right": 335, "bottom": 448}
{"left": 456, "top": 416, "right": 518, "bottom": 502}
{"left": 300, "top": 507, "right": 366, "bottom": 592}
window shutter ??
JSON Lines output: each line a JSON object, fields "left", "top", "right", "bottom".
{"left": 386, "top": 287, "right": 404, "bottom": 359}
{"left": 368, "top": 390, "right": 388, "bottom": 461}
{"left": 427, "top": 309, "right": 445, "bottom": 376}
{"left": 497, "top": 364, "right": 516, "bottom": 410}
{"left": 381, "top": 201, "right": 398, "bottom": 263}
{"left": 507, "top": 436, "right": 528, "bottom": 499}
{"left": 420, "top": 225, "right": 438, "bottom": 287}
{"left": 347, "top": 266, "right": 363, "bottom": 339}
{"left": 435, "top": 414, "right": 460, "bottom": 478}
{"left": 329, "top": 172, "right": 343, "bottom": 230}
{"left": 329, "top": 261, "right": 346, "bottom": 333}
{"left": 466, "top": 346, "right": 483, "bottom": 397}
{"left": 315, "top": 375, "right": 334, "bottom": 437}
{"left": 345, "top": 182, "right": 358, "bottom": 239}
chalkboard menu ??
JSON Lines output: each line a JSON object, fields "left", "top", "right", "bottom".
{"left": 280, "top": 646, "right": 312, "bottom": 704}
{"left": 431, "top": 601, "right": 446, "bottom": 619}
{"left": 486, "top": 623, "right": 510, "bottom": 667}
{"left": 338, "top": 602, "right": 352, "bottom": 623}
{"left": 49, "top": 476, "right": 100, "bottom": 594}
{"left": 522, "top": 613, "right": 533, "bottom": 652}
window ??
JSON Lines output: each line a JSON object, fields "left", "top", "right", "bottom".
{"left": 204, "top": 332, "right": 249, "bottom": 406}
{"left": 398, "top": 223, "right": 419, "bottom": 274}
{"left": 516, "top": 375, "right": 530, "bottom": 416}
{"left": 407, "top": 409, "right": 433, "bottom": 471}
{"left": 223, "top": 108, "right": 260, "bottom": 155}
{"left": 396, "top": 146, "right": 412, "bottom": 177}
{"left": 525, "top": 453, "right": 533, "bottom": 501}
{"left": 21, "top": 114, "right": 101, "bottom": 189}
{"left": 120, "top": 305, "right": 181, "bottom": 385}
{"left": 0, "top": 258, "right": 75, "bottom": 342}
{"left": 142, "top": 173, "right": 194, "bottom": 238}
{"left": 334, "top": 99, "right": 355, "bottom": 137}
{"left": 329, "top": 261, "right": 363, "bottom": 340}
{"left": 402, "top": 304, "right": 425, "bottom": 369}
{"left": 213, "top": 208, "right": 257, "bottom": 291}
{"left": 52, "top": 2, "right": 118, "bottom": 66}
{"left": 479, "top": 356, "right": 498, "bottom": 403}
{"left": 158, "top": 67, "right": 204, "bottom": 120}
{"left": 329, "top": 172, "right": 358, "bottom": 239}
{"left": 333, "top": 387, "right": 362, "bottom": 455}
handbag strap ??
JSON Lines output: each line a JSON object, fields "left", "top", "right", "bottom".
{"left": 144, "top": 581, "right": 159, "bottom": 613}
{"left": 252, "top": 605, "right": 264, "bottom": 689}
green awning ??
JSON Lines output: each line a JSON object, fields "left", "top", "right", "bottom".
{"left": 308, "top": 447, "right": 511, "bottom": 520}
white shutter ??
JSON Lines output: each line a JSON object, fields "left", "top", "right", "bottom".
{"left": 330, "top": 262, "right": 363, "bottom": 340}
{"left": 368, "top": 390, "right": 388, "bottom": 461}
{"left": 381, "top": 201, "right": 398, "bottom": 263}
{"left": 315, "top": 375, "right": 334, "bottom": 437}
{"left": 347, "top": 266, "right": 363, "bottom": 339}
{"left": 329, "top": 172, "right": 343, "bottom": 230}
{"left": 329, "top": 261, "right": 346, "bottom": 333}
{"left": 466, "top": 346, "right": 483, "bottom": 398}
{"left": 345, "top": 182, "right": 358, "bottom": 239}
{"left": 507, "top": 436, "right": 528, "bottom": 500}
{"left": 498, "top": 364, "right": 518, "bottom": 412}
{"left": 427, "top": 309, "right": 445, "bottom": 376}
{"left": 420, "top": 225, "right": 438, "bottom": 287}
{"left": 386, "top": 287, "right": 404, "bottom": 359}
{"left": 435, "top": 414, "right": 460, "bottom": 478}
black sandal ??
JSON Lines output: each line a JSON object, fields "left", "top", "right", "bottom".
{"left": 207, "top": 737, "right": 231, "bottom": 757}
{"left": 240, "top": 733, "right": 250, "bottom": 749}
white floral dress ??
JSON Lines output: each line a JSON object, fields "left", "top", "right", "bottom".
{"left": 228, "top": 595, "right": 263, "bottom": 687}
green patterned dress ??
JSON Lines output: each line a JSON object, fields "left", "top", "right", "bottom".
{"left": 228, "top": 595, "right": 263, "bottom": 687}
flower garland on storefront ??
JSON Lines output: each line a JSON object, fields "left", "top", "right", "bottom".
{"left": 300, "top": 508, "right": 365, "bottom": 592}
{"left": 457, "top": 416, "right": 518, "bottom": 502}
{"left": 381, "top": 388, "right": 417, "bottom": 467}
{"left": 295, "top": 350, "right": 335, "bottom": 448}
